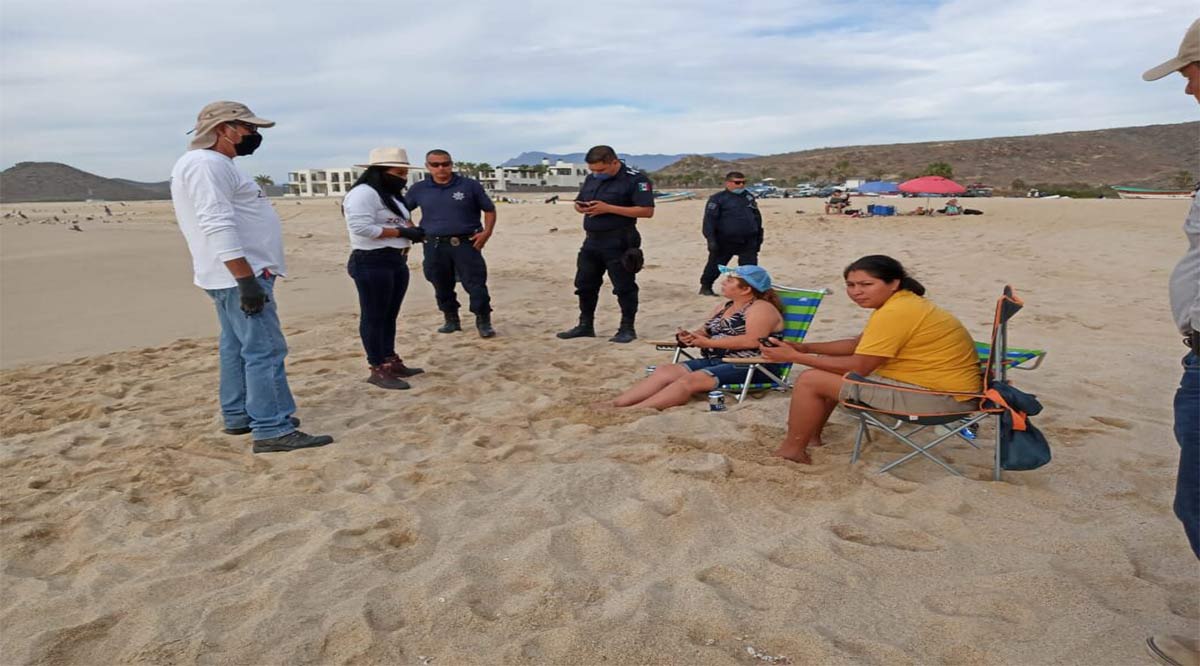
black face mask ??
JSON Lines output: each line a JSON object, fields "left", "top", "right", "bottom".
{"left": 235, "top": 131, "right": 263, "bottom": 156}
{"left": 381, "top": 173, "right": 408, "bottom": 194}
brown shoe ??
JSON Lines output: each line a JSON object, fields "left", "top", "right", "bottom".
{"left": 383, "top": 355, "right": 424, "bottom": 378}
{"left": 367, "top": 365, "right": 410, "bottom": 390}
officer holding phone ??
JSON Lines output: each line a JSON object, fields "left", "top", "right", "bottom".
{"left": 557, "top": 145, "right": 655, "bottom": 343}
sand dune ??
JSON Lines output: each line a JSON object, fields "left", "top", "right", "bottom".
{"left": 1, "top": 196, "right": 1196, "bottom": 664}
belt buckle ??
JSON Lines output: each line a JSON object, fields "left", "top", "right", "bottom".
{"left": 450, "top": 237, "right": 461, "bottom": 247}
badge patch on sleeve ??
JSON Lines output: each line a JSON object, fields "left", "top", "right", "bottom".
{"left": 637, "top": 182, "right": 651, "bottom": 192}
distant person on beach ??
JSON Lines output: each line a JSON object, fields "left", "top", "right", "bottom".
{"left": 759, "top": 255, "right": 981, "bottom": 464}
{"left": 607, "top": 265, "right": 783, "bottom": 409}
{"left": 342, "top": 147, "right": 427, "bottom": 390}
{"left": 557, "top": 145, "right": 655, "bottom": 343}
{"left": 170, "top": 101, "right": 333, "bottom": 454}
{"left": 405, "top": 149, "right": 498, "bottom": 338}
{"left": 1141, "top": 17, "right": 1200, "bottom": 666}
{"left": 698, "top": 171, "right": 763, "bottom": 297}
{"left": 938, "top": 198, "right": 962, "bottom": 215}
{"left": 825, "top": 189, "right": 849, "bottom": 214}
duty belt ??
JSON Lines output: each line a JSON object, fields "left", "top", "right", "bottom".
{"left": 428, "top": 234, "right": 474, "bottom": 247}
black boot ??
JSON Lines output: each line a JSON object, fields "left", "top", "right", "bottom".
{"left": 557, "top": 314, "right": 596, "bottom": 339}
{"left": 698, "top": 285, "right": 718, "bottom": 297}
{"left": 609, "top": 316, "right": 637, "bottom": 343}
{"left": 437, "top": 311, "right": 461, "bottom": 334}
{"left": 476, "top": 312, "right": 496, "bottom": 338}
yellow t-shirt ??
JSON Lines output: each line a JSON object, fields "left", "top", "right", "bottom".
{"left": 855, "top": 290, "right": 982, "bottom": 398}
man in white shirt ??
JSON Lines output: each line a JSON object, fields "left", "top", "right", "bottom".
{"left": 170, "top": 100, "right": 333, "bottom": 454}
{"left": 1141, "top": 18, "right": 1200, "bottom": 666}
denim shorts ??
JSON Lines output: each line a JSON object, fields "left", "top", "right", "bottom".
{"left": 683, "top": 357, "right": 784, "bottom": 386}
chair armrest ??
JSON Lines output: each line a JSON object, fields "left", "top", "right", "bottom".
{"left": 726, "top": 356, "right": 768, "bottom": 364}
{"left": 644, "top": 339, "right": 682, "bottom": 346}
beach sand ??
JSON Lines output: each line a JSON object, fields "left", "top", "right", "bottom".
{"left": 0, "top": 195, "right": 1195, "bottom": 664}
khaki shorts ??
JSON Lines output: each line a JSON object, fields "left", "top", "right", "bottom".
{"left": 838, "top": 374, "right": 978, "bottom": 415}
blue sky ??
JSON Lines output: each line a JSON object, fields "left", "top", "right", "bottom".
{"left": 0, "top": 0, "right": 1195, "bottom": 182}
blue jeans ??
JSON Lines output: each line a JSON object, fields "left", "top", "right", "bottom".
{"left": 1175, "top": 351, "right": 1199, "bottom": 559}
{"left": 205, "top": 275, "right": 297, "bottom": 440}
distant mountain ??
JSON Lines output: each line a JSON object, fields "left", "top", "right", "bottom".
{"left": 652, "top": 122, "right": 1200, "bottom": 190}
{"left": 0, "top": 162, "right": 285, "bottom": 203}
{"left": 501, "top": 152, "right": 759, "bottom": 172}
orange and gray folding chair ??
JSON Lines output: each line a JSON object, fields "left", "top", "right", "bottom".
{"left": 650, "top": 286, "right": 830, "bottom": 403}
{"left": 841, "top": 286, "right": 1029, "bottom": 480}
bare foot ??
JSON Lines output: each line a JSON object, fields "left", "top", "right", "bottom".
{"left": 773, "top": 445, "right": 812, "bottom": 464}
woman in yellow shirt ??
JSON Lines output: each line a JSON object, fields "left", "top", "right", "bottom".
{"left": 761, "top": 255, "right": 982, "bottom": 463}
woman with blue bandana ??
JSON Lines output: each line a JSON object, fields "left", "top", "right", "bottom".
{"left": 608, "top": 265, "right": 784, "bottom": 409}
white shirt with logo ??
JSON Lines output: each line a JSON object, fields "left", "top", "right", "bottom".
{"left": 342, "top": 184, "right": 414, "bottom": 252}
{"left": 170, "top": 149, "right": 286, "bottom": 290}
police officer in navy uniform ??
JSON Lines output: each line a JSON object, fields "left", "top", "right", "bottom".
{"left": 557, "top": 145, "right": 655, "bottom": 343}
{"left": 699, "top": 171, "right": 763, "bottom": 296}
{"left": 405, "top": 149, "right": 498, "bottom": 338}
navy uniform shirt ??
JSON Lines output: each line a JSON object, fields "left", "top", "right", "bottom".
{"left": 703, "top": 189, "right": 763, "bottom": 240}
{"left": 576, "top": 162, "right": 655, "bottom": 232}
{"left": 405, "top": 174, "right": 495, "bottom": 236}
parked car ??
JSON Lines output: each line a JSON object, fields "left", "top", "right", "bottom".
{"left": 785, "top": 185, "right": 820, "bottom": 197}
{"left": 964, "top": 184, "right": 994, "bottom": 197}
{"left": 816, "top": 186, "right": 841, "bottom": 198}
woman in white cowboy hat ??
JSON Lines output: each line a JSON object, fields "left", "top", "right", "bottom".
{"left": 343, "top": 147, "right": 428, "bottom": 389}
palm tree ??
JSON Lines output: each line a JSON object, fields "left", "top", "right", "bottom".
{"left": 254, "top": 174, "right": 274, "bottom": 188}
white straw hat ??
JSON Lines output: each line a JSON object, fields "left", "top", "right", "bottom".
{"left": 355, "top": 147, "right": 413, "bottom": 168}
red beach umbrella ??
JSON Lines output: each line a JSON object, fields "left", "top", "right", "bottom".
{"left": 898, "top": 176, "right": 966, "bottom": 196}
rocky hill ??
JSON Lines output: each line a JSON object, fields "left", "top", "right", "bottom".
{"left": 0, "top": 162, "right": 172, "bottom": 202}
{"left": 653, "top": 122, "right": 1199, "bottom": 190}
{"left": 501, "top": 152, "right": 759, "bottom": 171}
{"left": 0, "top": 162, "right": 287, "bottom": 203}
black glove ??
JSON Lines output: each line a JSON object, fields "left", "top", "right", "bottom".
{"left": 396, "top": 226, "right": 426, "bottom": 242}
{"left": 706, "top": 239, "right": 719, "bottom": 253}
{"left": 236, "top": 276, "right": 269, "bottom": 315}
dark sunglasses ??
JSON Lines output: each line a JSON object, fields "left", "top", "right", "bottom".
{"left": 729, "top": 180, "right": 745, "bottom": 185}
{"left": 427, "top": 160, "right": 453, "bottom": 168}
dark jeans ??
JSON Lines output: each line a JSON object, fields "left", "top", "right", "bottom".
{"left": 1175, "top": 351, "right": 1199, "bottom": 558}
{"left": 700, "top": 236, "right": 760, "bottom": 288}
{"left": 422, "top": 238, "right": 491, "bottom": 315}
{"left": 348, "top": 248, "right": 410, "bottom": 366}
{"left": 574, "top": 228, "right": 640, "bottom": 318}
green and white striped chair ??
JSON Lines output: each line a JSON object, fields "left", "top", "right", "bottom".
{"left": 655, "top": 285, "right": 831, "bottom": 403}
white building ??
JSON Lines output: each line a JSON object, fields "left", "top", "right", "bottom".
{"left": 479, "top": 158, "right": 589, "bottom": 192}
{"left": 285, "top": 167, "right": 429, "bottom": 197}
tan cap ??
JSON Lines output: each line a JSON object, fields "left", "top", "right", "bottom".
{"left": 354, "top": 147, "right": 414, "bottom": 168}
{"left": 1143, "top": 18, "right": 1200, "bottom": 81}
{"left": 187, "top": 101, "right": 275, "bottom": 150}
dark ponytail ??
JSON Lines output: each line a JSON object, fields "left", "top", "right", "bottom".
{"left": 843, "top": 255, "right": 926, "bottom": 296}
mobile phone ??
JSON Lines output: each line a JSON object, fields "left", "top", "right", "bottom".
{"left": 758, "top": 337, "right": 779, "bottom": 347}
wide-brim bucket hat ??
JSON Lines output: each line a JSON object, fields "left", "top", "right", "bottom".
{"left": 188, "top": 100, "right": 274, "bottom": 150}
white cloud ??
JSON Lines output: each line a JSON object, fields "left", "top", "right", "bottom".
{"left": 0, "top": 0, "right": 1195, "bottom": 181}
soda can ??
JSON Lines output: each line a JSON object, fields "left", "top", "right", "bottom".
{"left": 707, "top": 390, "right": 726, "bottom": 412}
{"left": 645, "top": 365, "right": 657, "bottom": 376}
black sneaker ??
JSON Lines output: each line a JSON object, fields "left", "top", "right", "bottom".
{"left": 252, "top": 430, "right": 334, "bottom": 454}
{"left": 556, "top": 323, "right": 596, "bottom": 339}
{"left": 698, "top": 286, "right": 718, "bottom": 297}
{"left": 224, "top": 416, "right": 300, "bottom": 436}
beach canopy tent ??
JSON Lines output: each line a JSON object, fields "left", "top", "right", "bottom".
{"left": 898, "top": 176, "right": 966, "bottom": 196}
{"left": 858, "top": 181, "right": 900, "bottom": 194}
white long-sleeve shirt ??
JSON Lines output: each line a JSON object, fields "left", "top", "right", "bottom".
{"left": 342, "top": 184, "right": 414, "bottom": 251}
{"left": 170, "top": 149, "right": 286, "bottom": 290}
{"left": 1170, "top": 193, "right": 1200, "bottom": 335}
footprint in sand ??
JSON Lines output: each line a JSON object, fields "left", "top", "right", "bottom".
{"left": 1089, "top": 416, "right": 1133, "bottom": 430}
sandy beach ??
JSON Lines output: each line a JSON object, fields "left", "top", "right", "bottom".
{"left": 0, "top": 195, "right": 1195, "bottom": 664}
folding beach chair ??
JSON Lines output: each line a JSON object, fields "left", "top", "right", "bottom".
{"left": 841, "top": 285, "right": 1032, "bottom": 480}
{"left": 650, "top": 286, "right": 831, "bottom": 403}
